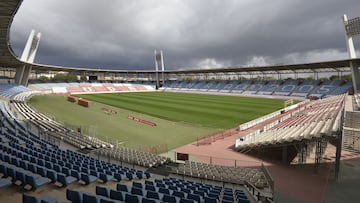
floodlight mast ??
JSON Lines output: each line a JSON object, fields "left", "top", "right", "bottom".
{"left": 154, "top": 50, "right": 165, "bottom": 89}
{"left": 161, "top": 50, "right": 165, "bottom": 87}
{"left": 342, "top": 14, "right": 360, "bottom": 93}
{"left": 15, "top": 29, "right": 42, "bottom": 86}
{"left": 154, "top": 50, "right": 159, "bottom": 89}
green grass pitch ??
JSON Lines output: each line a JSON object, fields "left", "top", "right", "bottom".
{"left": 29, "top": 92, "right": 285, "bottom": 151}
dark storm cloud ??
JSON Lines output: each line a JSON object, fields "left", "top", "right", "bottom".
{"left": 9, "top": 0, "right": 360, "bottom": 70}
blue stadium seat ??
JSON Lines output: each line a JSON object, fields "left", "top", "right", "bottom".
{"left": 126, "top": 172, "right": 134, "bottom": 180}
{"left": 162, "top": 194, "right": 177, "bottom": 203}
{"left": 142, "top": 197, "right": 158, "bottom": 203}
{"left": 144, "top": 172, "right": 151, "bottom": 179}
{"left": 83, "top": 193, "right": 99, "bottom": 203}
{"left": 36, "top": 166, "right": 46, "bottom": 177}
{"left": 156, "top": 182, "right": 166, "bottom": 188}
{"left": 204, "top": 196, "right": 218, "bottom": 203}
{"left": 180, "top": 187, "right": 191, "bottom": 194}
{"left": 6, "top": 166, "right": 15, "bottom": 179}
{"left": 99, "top": 172, "right": 114, "bottom": 183}
{"left": 46, "top": 170, "right": 57, "bottom": 183}
{"left": 15, "top": 170, "right": 29, "bottom": 185}
{"left": 23, "top": 193, "right": 58, "bottom": 203}
{"left": 125, "top": 193, "right": 141, "bottom": 203}
{"left": 0, "top": 178, "right": 11, "bottom": 189}
{"left": 187, "top": 193, "right": 201, "bottom": 202}
{"left": 172, "top": 191, "right": 185, "bottom": 198}
{"left": 27, "top": 163, "right": 37, "bottom": 174}
{"left": 114, "top": 173, "right": 125, "bottom": 181}
{"left": 146, "top": 190, "right": 161, "bottom": 200}
{"left": 144, "top": 180, "right": 154, "bottom": 185}
{"left": 116, "top": 183, "right": 129, "bottom": 192}
{"left": 136, "top": 171, "right": 143, "bottom": 179}
{"left": 109, "top": 189, "right": 124, "bottom": 201}
{"left": 100, "top": 199, "right": 117, "bottom": 203}
{"left": 193, "top": 190, "right": 205, "bottom": 197}
{"left": 70, "top": 170, "right": 81, "bottom": 179}
{"left": 145, "top": 184, "right": 156, "bottom": 191}
{"left": 131, "top": 187, "right": 145, "bottom": 196}
{"left": 96, "top": 185, "right": 110, "bottom": 197}
{"left": 61, "top": 167, "right": 71, "bottom": 176}
{"left": 81, "top": 173, "right": 98, "bottom": 185}
{"left": 66, "top": 189, "right": 83, "bottom": 203}
{"left": 223, "top": 195, "right": 234, "bottom": 202}
{"left": 57, "top": 173, "right": 77, "bottom": 187}
{"left": 22, "top": 193, "right": 39, "bottom": 203}
{"left": 180, "top": 198, "right": 195, "bottom": 203}
{"left": 158, "top": 187, "right": 170, "bottom": 195}
{"left": 168, "top": 185, "right": 178, "bottom": 191}
{"left": 25, "top": 174, "right": 50, "bottom": 190}
{"left": 133, "top": 181, "right": 143, "bottom": 189}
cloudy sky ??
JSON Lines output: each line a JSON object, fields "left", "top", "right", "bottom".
{"left": 9, "top": 0, "right": 360, "bottom": 70}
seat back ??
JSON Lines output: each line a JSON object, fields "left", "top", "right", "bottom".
{"left": 187, "top": 193, "right": 201, "bottom": 202}
{"left": 162, "top": 194, "right": 177, "bottom": 203}
{"left": 131, "top": 187, "right": 144, "bottom": 196}
{"left": 25, "top": 174, "right": 35, "bottom": 187}
{"left": 23, "top": 193, "right": 38, "bottom": 203}
{"left": 96, "top": 185, "right": 109, "bottom": 197}
{"left": 173, "top": 191, "right": 185, "bottom": 198}
{"left": 145, "top": 184, "right": 156, "bottom": 191}
{"left": 133, "top": 181, "right": 143, "bottom": 188}
{"left": 109, "top": 189, "right": 124, "bottom": 201}
{"left": 116, "top": 183, "right": 128, "bottom": 192}
{"left": 204, "top": 197, "right": 217, "bottom": 203}
{"left": 180, "top": 199, "right": 195, "bottom": 203}
{"left": 71, "top": 170, "right": 80, "bottom": 179}
{"left": 125, "top": 193, "right": 140, "bottom": 203}
{"left": 57, "top": 173, "right": 68, "bottom": 186}
{"left": 46, "top": 170, "right": 57, "bottom": 183}
{"left": 146, "top": 190, "right": 160, "bottom": 200}
{"left": 66, "top": 189, "right": 82, "bottom": 203}
{"left": 83, "top": 193, "right": 99, "bottom": 203}
{"left": 142, "top": 197, "right": 157, "bottom": 203}
{"left": 159, "top": 187, "right": 170, "bottom": 194}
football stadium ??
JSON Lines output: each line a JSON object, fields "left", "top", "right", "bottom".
{"left": 1, "top": 1, "right": 360, "bottom": 203}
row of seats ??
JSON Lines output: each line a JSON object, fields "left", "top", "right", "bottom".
{"left": 95, "top": 147, "right": 170, "bottom": 168}
{"left": 170, "top": 160, "right": 269, "bottom": 189}
{"left": 236, "top": 95, "right": 345, "bottom": 149}
{"left": 23, "top": 193, "right": 67, "bottom": 203}
{"left": 63, "top": 177, "right": 250, "bottom": 203}
{"left": 0, "top": 102, "right": 55, "bottom": 148}
{"left": 162, "top": 79, "right": 352, "bottom": 98}
{"left": 20, "top": 173, "right": 252, "bottom": 203}
{"left": 0, "top": 159, "right": 51, "bottom": 190}
{"left": 0, "top": 84, "right": 30, "bottom": 99}
{"left": 0, "top": 141, "right": 151, "bottom": 191}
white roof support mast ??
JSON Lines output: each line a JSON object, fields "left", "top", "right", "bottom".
{"left": 342, "top": 14, "right": 360, "bottom": 93}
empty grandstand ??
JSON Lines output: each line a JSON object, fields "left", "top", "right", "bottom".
{"left": 1, "top": 0, "right": 360, "bottom": 203}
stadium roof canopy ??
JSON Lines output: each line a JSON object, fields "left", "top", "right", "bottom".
{"left": 1, "top": 0, "right": 360, "bottom": 76}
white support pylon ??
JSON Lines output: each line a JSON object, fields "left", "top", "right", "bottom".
{"left": 15, "top": 29, "right": 42, "bottom": 86}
